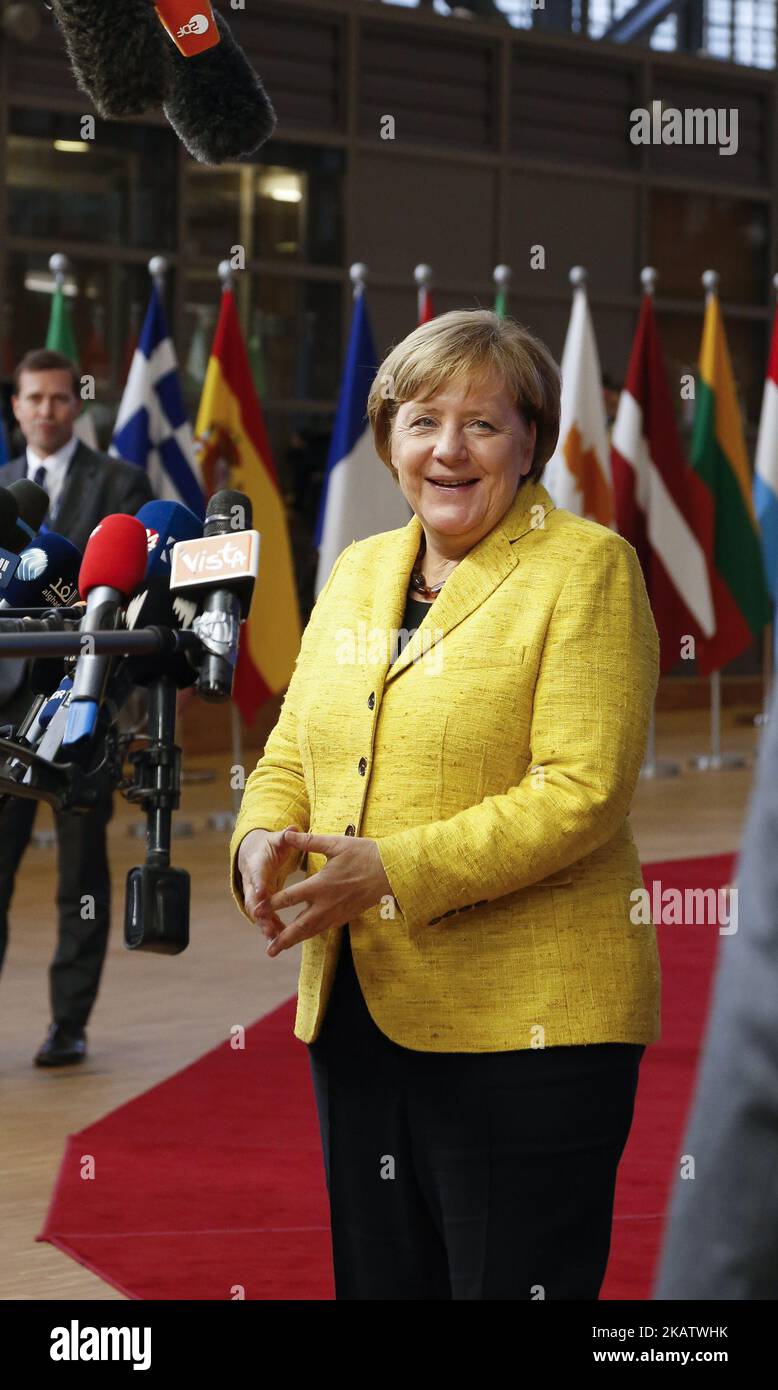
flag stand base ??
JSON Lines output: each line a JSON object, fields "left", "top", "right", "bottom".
{"left": 640, "top": 758, "right": 681, "bottom": 779}
{"left": 688, "top": 752, "right": 749, "bottom": 771}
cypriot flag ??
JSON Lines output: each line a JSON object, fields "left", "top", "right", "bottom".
{"left": 544, "top": 271, "right": 614, "bottom": 526}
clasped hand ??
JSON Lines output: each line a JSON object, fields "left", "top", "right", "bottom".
{"left": 239, "top": 825, "right": 393, "bottom": 956}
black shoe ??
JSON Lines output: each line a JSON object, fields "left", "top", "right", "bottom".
{"left": 34, "top": 1023, "right": 87, "bottom": 1067}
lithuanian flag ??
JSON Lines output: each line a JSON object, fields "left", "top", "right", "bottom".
{"left": 194, "top": 287, "right": 301, "bottom": 724}
{"left": 692, "top": 291, "right": 771, "bottom": 675}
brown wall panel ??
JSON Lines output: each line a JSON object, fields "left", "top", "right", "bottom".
{"left": 505, "top": 172, "right": 639, "bottom": 297}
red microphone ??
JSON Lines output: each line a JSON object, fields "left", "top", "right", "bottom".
{"left": 64, "top": 515, "right": 149, "bottom": 747}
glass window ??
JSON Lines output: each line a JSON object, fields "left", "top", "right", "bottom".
{"left": 183, "top": 142, "right": 345, "bottom": 266}
{"left": 7, "top": 109, "right": 177, "bottom": 250}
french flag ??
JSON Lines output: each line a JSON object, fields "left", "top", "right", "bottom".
{"left": 754, "top": 304, "right": 778, "bottom": 659}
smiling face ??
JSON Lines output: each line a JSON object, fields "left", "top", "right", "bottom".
{"left": 12, "top": 368, "right": 80, "bottom": 456}
{"left": 389, "top": 368, "right": 537, "bottom": 558}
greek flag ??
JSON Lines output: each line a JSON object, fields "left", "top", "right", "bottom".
{"left": 111, "top": 287, "right": 205, "bottom": 518}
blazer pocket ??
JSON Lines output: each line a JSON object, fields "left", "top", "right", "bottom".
{"left": 443, "top": 646, "right": 526, "bottom": 672}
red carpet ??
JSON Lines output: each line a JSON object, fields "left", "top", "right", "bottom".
{"left": 38, "top": 852, "right": 734, "bottom": 1300}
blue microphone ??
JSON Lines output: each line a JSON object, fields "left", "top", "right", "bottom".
{"left": 135, "top": 500, "right": 204, "bottom": 577}
{"left": 0, "top": 532, "right": 81, "bottom": 612}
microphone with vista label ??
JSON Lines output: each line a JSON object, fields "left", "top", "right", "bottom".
{"left": 169, "top": 489, "right": 259, "bottom": 701}
{"left": 62, "top": 514, "right": 149, "bottom": 748}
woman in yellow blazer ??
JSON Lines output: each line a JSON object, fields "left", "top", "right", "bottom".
{"left": 229, "top": 308, "right": 660, "bottom": 1301}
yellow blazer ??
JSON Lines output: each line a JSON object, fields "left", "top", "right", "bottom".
{"left": 229, "top": 478, "right": 661, "bottom": 1052}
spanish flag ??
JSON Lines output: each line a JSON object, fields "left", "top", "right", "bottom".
{"left": 194, "top": 287, "right": 302, "bottom": 723}
{"left": 692, "top": 290, "right": 770, "bottom": 675}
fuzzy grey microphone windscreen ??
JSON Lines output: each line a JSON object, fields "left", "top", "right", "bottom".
{"left": 161, "top": 9, "right": 277, "bottom": 165}
{"left": 48, "top": 0, "right": 169, "bottom": 117}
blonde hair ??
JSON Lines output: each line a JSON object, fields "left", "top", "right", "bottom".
{"left": 366, "top": 308, "right": 561, "bottom": 485}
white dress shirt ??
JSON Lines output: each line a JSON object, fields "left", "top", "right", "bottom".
{"left": 26, "top": 434, "right": 79, "bottom": 521}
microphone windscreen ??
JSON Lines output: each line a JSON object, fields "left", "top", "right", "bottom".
{"left": 8, "top": 478, "right": 49, "bottom": 542}
{"left": 79, "top": 514, "right": 149, "bottom": 599}
{"left": 204, "top": 489, "right": 253, "bottom": 535}
{"left": 0, "top": 532, "right": 82, "bottom": 609}
{"left": 0, "top": 489, "right": 19, "bottom": 548}
{"left": 48, "top": 0, "right": 169, "bottom": 117}
{"left": 162, "top": 8, "right": 276, "bottom": 164}
{"left": 135, "top": 500, "right": 203, "bottom": 578}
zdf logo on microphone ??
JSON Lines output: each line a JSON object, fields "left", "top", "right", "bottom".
{"left": 177, "top": 12, "right": 210, "bottom": 36}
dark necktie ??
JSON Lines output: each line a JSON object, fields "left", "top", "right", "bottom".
{"left": 32, "top": 463, "right": 48, "bottom": 492}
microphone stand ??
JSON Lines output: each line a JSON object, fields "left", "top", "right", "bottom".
{"left": 123, "top": 675, "right": 190, "bottom": 955}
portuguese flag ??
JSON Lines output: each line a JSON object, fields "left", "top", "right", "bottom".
{"left": 194, "top": 287, "right": 301, "bottom": 724}
{"left": 692, "top": 291, "right": 771, "bottom": 675}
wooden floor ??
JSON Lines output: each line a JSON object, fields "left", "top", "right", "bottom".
{"left": 0, "top": 703, "right": 764, "bottom": 1300}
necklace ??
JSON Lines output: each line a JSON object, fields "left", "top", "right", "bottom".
{"left": 410, "top": 550, "right": 458, "bottom": 601}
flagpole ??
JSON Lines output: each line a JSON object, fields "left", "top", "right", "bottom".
{"left": 414, "top": 263, "right": 433, "bottom": 323}
{"left": 204, "top": 257, "right": 245, "bottom": 832}
{"left": 636, "top": 266, "right": 681, "bottom": 780}
{"left": 691, "top": 268, "right": 748, "bottom": 772}
{"left": 493, "top": 264, "right": 512, "bottom": 317}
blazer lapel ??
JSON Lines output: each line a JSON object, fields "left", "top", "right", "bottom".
{"left": 376, "top": 478, "right": 556, "bottom": 687}
{"left": 51, "top": 441, "right": 99, "bottom": 535}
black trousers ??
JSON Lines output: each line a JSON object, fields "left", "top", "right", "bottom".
{"left": 0, "top": 775, "right": 114, "bottom": 1030}
{"left": 308, "top": 926, "right": 645, "bottom": 1300}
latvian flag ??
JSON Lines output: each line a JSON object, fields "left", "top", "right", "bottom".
{"left": 612, "top": 293, "right": 714, "bottom": 673}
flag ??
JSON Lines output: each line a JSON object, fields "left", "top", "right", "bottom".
{"left": 194, "top": 287, "right": 301, "bottom": 724}
{"left": 543, "top": 280, "right": 614, "bottom": 526}
{"left": 753, "top": 302, "right": 778, "bottom": 642}
{"left": 494, "top": 285, "right": 507, "bottom": 319}
{"left": 314, "top": 289, "right": 412, "bottom": 594}
{"left": 691, "top": 290, "right": 771, "bottom": 675}
{"left": 111, "top": 285, "right": 205, "bottom": 517}
{"left": 45, "top": 285, "right": 99, "bottom": 450}
{"left": 611, "top": 293, "right": 715, "bottom": 674}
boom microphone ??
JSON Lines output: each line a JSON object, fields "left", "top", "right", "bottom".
{"left": 47, "top": 0, "right": 169, "bottom": 117}
{"left": 62, "top": 514, "right": 148, "bottom": 747}
{"left": 161, "top": 7, "right": 277, "bottom": 164}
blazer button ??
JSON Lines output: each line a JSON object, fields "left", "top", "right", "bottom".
{"left": 367, "top": 692, "right": 375, "bottom": 709}
{"left": 358, "top": 757, "right": 367, "bottom": 775}
{"left": 345, "top": 824, "right": 356, "bottom": 835}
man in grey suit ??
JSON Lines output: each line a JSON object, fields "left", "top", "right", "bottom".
{"left": 0, "top": 348, "right": 152, "bottom": 1066}
{"left": 653, "top": 677, "right": 778, "bottom": 1299}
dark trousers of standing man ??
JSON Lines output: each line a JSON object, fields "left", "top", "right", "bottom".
{"left": 308, "top": 926, "right": 645, "bottom": 1300}
{"left": 0, "top": 772, "right": 114, "bottom": 1030}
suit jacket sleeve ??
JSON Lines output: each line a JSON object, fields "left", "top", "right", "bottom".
{"left": 653, "top": 677, "right": 778, "bottom": 1299}
{"left": 228, "top": 541, "right": 357, "bottom": 917}
{"left": 375, "top": 533, "right": 659, "bottom": 931}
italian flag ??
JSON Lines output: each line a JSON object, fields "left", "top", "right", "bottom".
{"left": 46, "top": 285, "right": 99, "bottom": 450}
{"left": 692, "top": 291, "right": 771, "bottom": 676}
{"left": 194, "top": 287, "right": 302, "bottom": 724}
